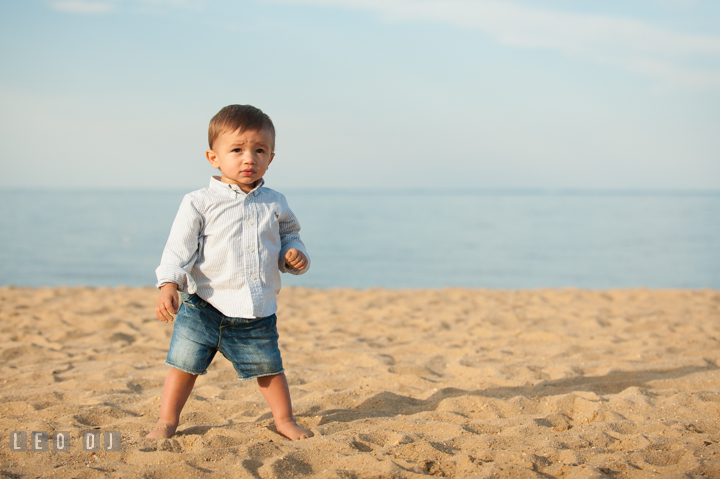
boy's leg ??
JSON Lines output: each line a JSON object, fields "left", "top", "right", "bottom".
{"left": 257, "top": 373, "right": 313, "bottom": 440}
{"left": 147, "top": 368, "right": 198, "bottom": 438}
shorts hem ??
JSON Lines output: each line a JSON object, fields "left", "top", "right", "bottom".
{"left": 237, "top": 368, "right": 285, "bottom": 382}
{"left": 164, "top": 361, "right": 208, "bottom": 376}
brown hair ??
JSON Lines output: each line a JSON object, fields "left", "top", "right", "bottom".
{"left": 208, "top": 104, "right": 276, "bottom": 150}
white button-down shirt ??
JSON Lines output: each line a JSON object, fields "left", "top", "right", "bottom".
{"left": 156, "top": 176, "right": 310, "bottom": 318}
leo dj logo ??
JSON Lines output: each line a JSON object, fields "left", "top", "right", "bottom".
{"left": 10, "top": 431, "right": 121, "bottom": 452}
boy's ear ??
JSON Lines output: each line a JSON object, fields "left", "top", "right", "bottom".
{"left": 206, "top": 149, "right": 219, "bottom": 168}
{"left": 268, "top": 153, "right": 274, "bottom": 166}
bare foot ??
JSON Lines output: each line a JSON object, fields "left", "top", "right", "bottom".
{"left": 276, "top": 419, "right": 314, "bottom": 440}
{"left": 146, "top": 421, "right": 177, "bottom": 439}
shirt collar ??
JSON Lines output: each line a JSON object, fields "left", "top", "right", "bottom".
{"left": 209, "top": 176, "right": 265, "bottom": 198}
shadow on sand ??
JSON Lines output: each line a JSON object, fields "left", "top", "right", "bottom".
{"left": 310, "top": 362, "right": 718, "bottom": 425}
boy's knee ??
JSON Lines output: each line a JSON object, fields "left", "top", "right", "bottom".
{"left": 257, "top": 372, "right": 284, "bottom": 386}
{"left": 169, "top": 368, "right": 199, "bottom": 380}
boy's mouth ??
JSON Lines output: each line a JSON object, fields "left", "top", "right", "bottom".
{"left": 241, "top": 170, "right": 255, "bottom": 176}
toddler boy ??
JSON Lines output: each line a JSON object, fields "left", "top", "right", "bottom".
{"left": 148, "top": 104, "right": 312, "bottom": 440}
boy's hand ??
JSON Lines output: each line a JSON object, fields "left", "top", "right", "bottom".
{"left": 284, "top": 248, "right": 308, "bottom": 271}
{"left": 156, "top": 283, "right": 179, "bottom": 322}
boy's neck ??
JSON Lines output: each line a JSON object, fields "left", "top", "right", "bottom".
{"left": 214, "top": 176, "right": 263, "bottom": 193}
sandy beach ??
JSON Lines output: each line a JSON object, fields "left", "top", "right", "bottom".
{"left": 1, "top": 286, "right": 719, "bottom": 478}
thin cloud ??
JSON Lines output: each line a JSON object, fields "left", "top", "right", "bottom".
{"left": 137, "top": 0, "right": 205, "bottom": 9}
{"left": 49, "top": 0, "right": 204, "bottom": 14}
{"left": 50, "top": 1, "right": 115, "bottom": 13}
{"left": 275, "top": 0, "right": 720, "bottom": 88}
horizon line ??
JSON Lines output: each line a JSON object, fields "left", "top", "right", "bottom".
{"left": 1, "top": 186, "right": 719, "bottom": 196}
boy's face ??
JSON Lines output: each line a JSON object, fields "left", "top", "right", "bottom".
{"left": 206, "top": 127, "right": 275, "bottom": 193}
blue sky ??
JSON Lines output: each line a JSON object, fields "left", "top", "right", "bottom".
{"left": 1, "top": 0, "right": 719, "bottom": 190}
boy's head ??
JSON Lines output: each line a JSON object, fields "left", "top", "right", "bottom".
{"left": 206, "top": 105, "right": 276, "bottom": 193}
{"left": 208, "top": 104, "right": 275, "bottom": 151}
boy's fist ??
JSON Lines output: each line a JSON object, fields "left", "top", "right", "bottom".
{"left": 284, "top": 248, "right": 308, "bottom": 271}
{"left": 156, "top": 283, "right": 179, "bottom": 322}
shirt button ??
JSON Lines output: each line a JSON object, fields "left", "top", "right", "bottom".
{"left": 250, "top": 275, "right": 256, "bottom": 281}
{"left": 248, "top": 247, "right": 254, "bottom": 253}
{"left": 249, "top": 221, "right": 253, "bottom": 225}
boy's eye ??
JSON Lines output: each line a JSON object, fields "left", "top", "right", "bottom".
{"left": 232, "top": 148, "right": 241, "bottom": 153}
{"left": 256, "top": 149, "right": 264, "bottom": 154}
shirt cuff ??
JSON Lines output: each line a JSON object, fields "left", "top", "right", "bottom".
{"left": 155, "top": 265, "right": 196, "bottom": 292}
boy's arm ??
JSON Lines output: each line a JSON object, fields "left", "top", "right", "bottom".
{"left": 278, "top": 199, "right": 310, "bottom": 275}
{"left": 155, "top": 195, "right": 204, "bottom": 292}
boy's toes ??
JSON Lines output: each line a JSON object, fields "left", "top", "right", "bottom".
{"left": 277, "top": 421, "right": 314, "bottom": 440}
{"left": 146, "top": 422, "right": 177, "bottom": 439}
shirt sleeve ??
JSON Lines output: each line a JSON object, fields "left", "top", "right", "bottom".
{"left": 277, "top": 197, "right": 310, "bottom": 276}
{"left": 155, "top": 194, "right": 204, "bottom": 291}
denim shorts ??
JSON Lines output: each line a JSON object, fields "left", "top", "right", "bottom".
{"left": 165, "top": 293, "right": 284, "bottom": 380}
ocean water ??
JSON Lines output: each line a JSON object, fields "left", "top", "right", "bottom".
{"left": 0, "top": 189, "right": 718, "bottom": 289}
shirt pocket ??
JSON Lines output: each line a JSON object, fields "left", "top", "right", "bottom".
{"left": 259, "top": 205, "right": 281, "bottom": 250}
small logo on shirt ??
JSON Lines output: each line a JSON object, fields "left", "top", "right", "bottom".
{"left": 274, "top": 212, "right": 279, "bottom": 219}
